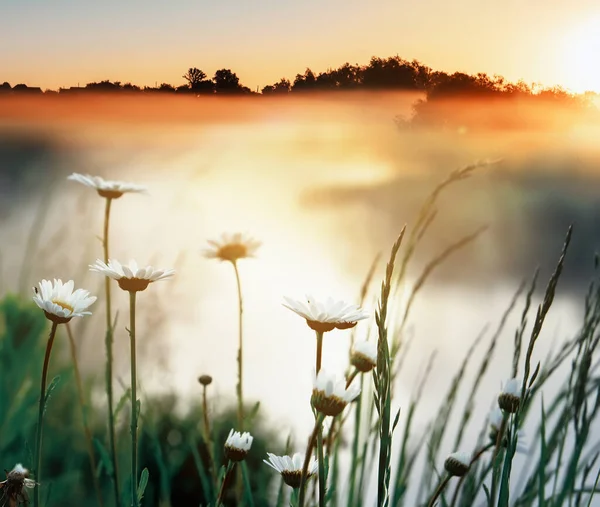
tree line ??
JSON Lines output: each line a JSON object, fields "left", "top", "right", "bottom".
{"left": 0, "top": 55, "right": 590, "bottom": 103}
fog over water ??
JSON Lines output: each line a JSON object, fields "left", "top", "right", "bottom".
{"left": 1, "top": 92, "right": 599, "bottom": 500}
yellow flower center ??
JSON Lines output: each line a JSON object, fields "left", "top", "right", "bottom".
{"left": 52, "top": 300, "right": 74, "bottom": 314}
{"left": 217, "top": 243, "right": 248, "bottom": 262}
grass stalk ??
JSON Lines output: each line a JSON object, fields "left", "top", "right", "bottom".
{"left": 102, "top": 196, "right": 121, "bottom": 507}
{"left": 128, "top": 290, "right": 139, "bottom": 507}
{"left": 33, "top": 321, "right": 58, "bottom": 507}
{"left": 66, "top": 323, "right": 104, "bottom": 507}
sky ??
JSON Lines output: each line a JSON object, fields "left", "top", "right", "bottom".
{"left": 1, "top": 0, "right": 600, "bottom": 93}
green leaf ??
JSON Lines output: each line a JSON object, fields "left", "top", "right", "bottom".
{"left": 93, "top": 437, "right": 114, "bottom": 476}
{"left": 538, "top": 399, "right": 547, "bottom": 505}
{"left": 114, "top": 387, "right": 132, "bottom": 421}
{"left": 43, "top": 375, "right": 61, "bottom": 411}
{"left": 137, "top": 467, "right": 150, "bottom": 503}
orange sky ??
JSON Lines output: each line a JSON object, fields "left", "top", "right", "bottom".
{"left": 1, "top": 0, "right": 600, "bottom": 93}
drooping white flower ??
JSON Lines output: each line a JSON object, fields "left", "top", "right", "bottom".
{"left": 33, "top": 279, "right": 96, "bottom": 324}
{"left": 224, "top": 429, "right": 253, "bottom": 461}
{"left": 0, "top": 463, "right": 37, "bottom": 503}
{"left": 263, "top": 452, "right": 318, "bottom": 489}
{"left": 444, "top": 451, "right": 471, "bottom": 476}
{"left": 89, "top": 259, "right": 175, "bottom": 292}
{"left": 311, "top": 368, "right": 361, "bottom": 417}
{"left": 67, "top": 173, "right": 147, "bottom": 199}
{"left": 498, "top": 378, "right": 522, "bottom": 413}
{"left": 283, "top": 295, "right": 370, "bottom": 333}
{"left": 351, "top": 340, "right": 378, "bottom": 372}
{"left": 203, "top": 233, "right": 261, "bottom": 263}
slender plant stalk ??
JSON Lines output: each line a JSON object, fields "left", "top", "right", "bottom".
{"left": 347, "top": 377, "right": 364, "bottom": 507}
{"left": 427, "top": 475, "right": 451, "bottom": 507}
{"left": 346, "top": 369, "right": 359, "bottom": 389}
{"left": 449, "top": 443, "right": 495, "bottom": 507}
{"left": 232, "top": 261, "right": 244, "bottom": 429}
{"left": 316, "top": 331, "right": 324, "bottom": 373}
{"left": 33, "top": 321, "right": 58, "bottom": 507}
{"left": 232, "top": 261, "right": 245, "bottom": 504}
{"left": 298, "top": 413, "right": 326, "bottom": 507}
{"left": 217, "top": 461, "right": 236, "bottom": 506}
{"left": 202, "top": 384, "right": 218, "bottom": 488}
{"left": 103, "top": 196, "right": 121, "bottom": 507}
{"left": 317, "top": 427, "right": 326, "bottom": 507}
{"left": 313, "top": 329, "right": 326, "bottom": 506}
{"left": 490, "top": 413, "right": 509, "bottom": 506}
{"left": 129, "top": 291, "right": 139, "bottom": 507}
{"left": 66, "top": 323, "right": 104, "bottom": 507}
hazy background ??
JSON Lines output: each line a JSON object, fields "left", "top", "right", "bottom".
{"left": 0, "top": 93, "right": 599, "bottom": 497}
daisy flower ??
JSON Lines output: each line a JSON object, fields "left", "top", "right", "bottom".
{"left": 67, "top": 173, "right": 147, "bottom": 199}
{"left": 444, "top": 451, "right": 471, "bottom": 477}
{"left": 224, "top": 429, "right": 253, "bottom": 462}
{"left": 263, "top": 452, "right": 318, "bottom": 489}
{"left": 33, "top": 279, "right": 96, "bottom": 324}
{"left": 89, "top": 259, "right": 175, "bottom": 292}
{"left": 283, "top": 295, "right": 370, "bottom": 333}
{"left": 498, "top": 378, "right": 522, "bottom": 413}
{"left": 351, "top": 340, "right": 378, "bottom": 372}
{"left": 203, "top": 233, "right": 261, "bottom": 263}
{"left": 0, "top": 464, "right": 37, "bottom": 504}
{"left": 311, "top": 368, "right": 361, "bottom": 417}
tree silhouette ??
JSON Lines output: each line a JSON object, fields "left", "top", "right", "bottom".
{"left": 214, "top": 69, "right": 247, "bottom": 94}
{"left": 261, "top": 78, "right": 291, "bottom": 94}
{"left": 182, "top": 68, "right": 207, "bottom": 88}
{"left": 292, "top": 68, "right": 317, "bottom": 92}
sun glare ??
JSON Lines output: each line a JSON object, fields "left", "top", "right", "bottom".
{"left": 560, "top": 15, "right": 600, "bottom": 93}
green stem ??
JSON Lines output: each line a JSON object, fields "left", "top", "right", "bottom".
{"left": 428, "top": 475, "right": 452, "bottom": 507}
{"left": 232, "top": 261, "right": 244, "bottom": 429}
{"left": 316, "top": 331, "right": 324, "bottom": 373}
{"left": 202, "top": 385, "right": 218, "bottom": 489}
{"left": 490, "top": 414, "right": 508, "bottom": 506}
{"left": 298, "top": 413, "right": 326, "bottom": 507}
{"left": 216, "top": 461, "right": 236, "bottom": 507}
{"left": 345, "top": 369, "right": 360, "bottom": 389}
{"left": 66, "top": 324, "right": 104, "bottom": 507}
{"left": 33, "top": 321, "right": 58, "bottom": 507}
{"left": 347, "top": 382, "right": 363, "bottom": 507}
{"left": 232, "top": 261, "right": 244, "bottom": 504}
{"left": 317, "top": 426, "right": 326, "bottom": 507}
{"left": 103, "top": 197, "right": 121, "bottom": 507}
{"left": 129, "top": 290, "right": 139, "bottom": 507}
{"left": 450, "top": 443, "right": 494, "bottom": 507}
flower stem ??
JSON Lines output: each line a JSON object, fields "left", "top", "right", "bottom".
{"left": 129, "top": 290, "right": 139, "bottom": 507}
{"left": 346, "top": 369, "right": 360, "bottom": 389}
{"left": 66, "top": 323, "right": 104, "bottom": 507}
{"left": 427, "top": 475, "right": 451, "bottom": 507}
{"left": 202, "top": 385, "right": 218, "bottom": 489}
{"left": 315, "top": 331, "right": 324, "bottom": 373}
{"left": 103, "top": 196, "right": 121, "bottom": 507}
{"left": 232, "top": 261, "right": 244, "bottom": 504}
{"left": 489, "top": 413, "right": 508, "bottom": 506}
{"left": 216, "top": 460, "right": 236, "bottom": 506}
{"left": 449, "top": 443, "right": 494, "bottom": 507}
{"left": 33, "top": 321, "right": 58, "bottom": 507}
{"left": 317, "top": 426, "right": 326, "bottom": 507}
{"left": 298, "top": 413, "right": 326, "bottom": 507}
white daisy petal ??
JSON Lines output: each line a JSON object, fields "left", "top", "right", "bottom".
{"left": 32, "top": 279, "right": 95, "bottom": 323}
{"left": 68, "top": 172, "right": 147, "bottom": 196}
